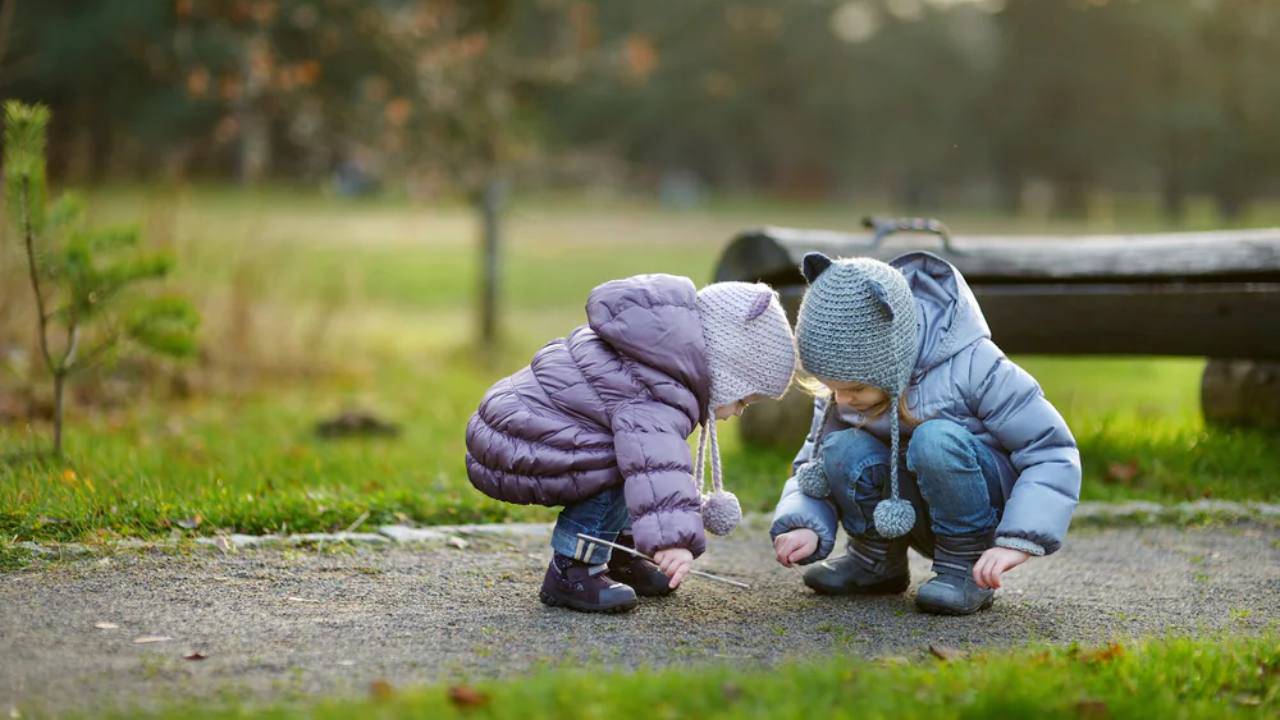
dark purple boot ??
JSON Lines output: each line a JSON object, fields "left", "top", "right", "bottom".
{"left": 539, "top": 554, "right": 638, "bottom": 613}
{"left": 607, "top": 534, "right": 675, "bottom": 598}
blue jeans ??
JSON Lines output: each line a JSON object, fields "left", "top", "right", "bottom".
{"left": 550, "top": 484, "right": 629, "bottom": 565}
{"left": 821, "top": 419, "right": 1004, "bottom": 554}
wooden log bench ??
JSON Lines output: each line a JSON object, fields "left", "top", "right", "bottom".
{"left": 713, "top": 218, "right": 1280, "bottom": 445}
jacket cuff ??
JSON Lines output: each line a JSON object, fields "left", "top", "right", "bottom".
{"left": 996, "top": 536, "right": 1046, "bottom": 557}
{"left": 993, "top": 527, "right": 1061, "bottom": 555}
{"left": 769, "top": 516, "right": 835, "bottom": 565}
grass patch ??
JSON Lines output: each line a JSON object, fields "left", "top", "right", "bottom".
{"left": 101, "top": 634, "right": 1280, "bottom": 719}
{"left": 9, "top": 354, "right": 1274, "bottom": 543}
{"left": 2, "top": 187, "right": 1278, "bottom": 543}
{"left": 0, "top": 538, "right": 34, "bottom": 571}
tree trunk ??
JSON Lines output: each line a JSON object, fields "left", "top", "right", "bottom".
{"left": 477, "top": 178, "right": 506, "bottom": 349}
{"left": 1053, "top": 174, "right": 1090, "bottom": 218}
{"left": 995, "top": 162, "right": 1023, "bottom": 215}
{"left": 1161, "top": 137, "right": 1187, "bottom": 225}
{"left": 238, "top": 31, "right": 272, "bottom": 185}
{"left": 1215, "top": 187, "right": 1248, "bottom": 225}
{"left": 1161, "top": 172, "right": 1186, "bottom": 225}
{"left": 52, "top": 372, "right": 65, "bottom": 457}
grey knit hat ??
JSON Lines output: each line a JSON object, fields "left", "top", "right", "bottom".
{"left": 694, "top": 282, "right": 797, "bottom": 536}
{"left": 793, "top": 253, "right": 921, "bottom": 539}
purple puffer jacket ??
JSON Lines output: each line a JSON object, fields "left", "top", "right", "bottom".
{"left": 465, "top": 274, "right": 711, "bottom": 558}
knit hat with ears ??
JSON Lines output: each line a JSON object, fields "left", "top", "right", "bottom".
{"left": 694, "top": 282, "right": 797, "bottom": 536}
{"left": 792, "top": 252, "right": 921, "bottom": 539}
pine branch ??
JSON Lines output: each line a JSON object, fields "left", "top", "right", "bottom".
{"left": 71, "top": 335, "right": 120, "bottom": 373}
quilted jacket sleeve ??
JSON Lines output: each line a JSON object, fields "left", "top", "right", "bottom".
{"left": 611, "top": 399, "right": 706, "bottom": 558}
{"left": 967, "top": 341, "right": 1081, "bottom": 555}
{"left": 768, "top": 396, "right": 840, "bottom": 564}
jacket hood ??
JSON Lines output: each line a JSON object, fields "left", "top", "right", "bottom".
{"left": 586, "top": 274, "right": 712, "bottom": 419}
{"left": 890, "top": 251, "right": 991, "bottom": 375}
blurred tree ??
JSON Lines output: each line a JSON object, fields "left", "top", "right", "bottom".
{"left": 2, "top": 0, "right": 1279, "bottom": 223}
{"left": 542, "top": 1, "right": 996, "bottom": 205}
{"left": 383, "top": 0, "right": 592, "bottom": 347}
{"left": 1197, "top": 0, "right": 1280, "bottom": 222}
{"left": 4, "top": 101, "right": 199, "bottom": 457}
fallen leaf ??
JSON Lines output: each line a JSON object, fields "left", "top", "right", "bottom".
{"left": 369, "top": 679, "right": 395, "bottom": 701}
{"left": 1082, "top": 642, "right": 1125, "bottom": 664}
{"left": 94, "top": 622, "right": 119, "bottom": 630}
{"left": 929, "top": 643, "right": 965, "bottom": 661}
{"left": 183, "top": 651, "right": 207, "bottom": 661}
{"left": 447, "top": 684, "right": 489, "bottom": 708}
{"left": 1105, "top": 460, "right": 1140, "bottom": 484}
{"left": 447, "top": 536, "right": 469, "bottom": 550}
{"left": 1075, "top": 698, "right": 1110, "bottom": 719}
{"left": 133, "top": 636, "right": 172, "bottom": 644}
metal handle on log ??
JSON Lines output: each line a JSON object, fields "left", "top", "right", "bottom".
{"left": 862, "top": 216, "right": 958, "bottom": 254}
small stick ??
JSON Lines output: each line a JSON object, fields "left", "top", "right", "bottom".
{"left": 575, "top": 533, "right": 751, "bottom": 590}
{"left": 344, "top": 510, "right": 370, "bottom": 534}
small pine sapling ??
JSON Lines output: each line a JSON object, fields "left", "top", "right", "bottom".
{"left": 3, "top": 101, "right": 199, "bottom": 456}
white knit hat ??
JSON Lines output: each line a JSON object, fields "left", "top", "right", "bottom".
{"left": 692, "top": 282, "right": 797, "bottom": 536}
{"left": 697, "top": 282, "right": 797, "bottom": 408}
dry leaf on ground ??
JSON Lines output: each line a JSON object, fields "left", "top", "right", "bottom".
{"left": 447, "top": 684, "right": 490, "bottom": 708}
{"left": 1105, "top": 460, "right": 1140, "bottom": 484}
{"left": 1075, "top": 698, "right": 1110, "bottom": 719}
{"left": 929, "top": 643, "right": 966, "bottom": 661}
{"left": 369, "top": 679, "right": 395, "bottom": 701}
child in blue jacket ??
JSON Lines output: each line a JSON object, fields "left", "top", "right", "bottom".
{"left": 770, "top": 251, "right": 1081, "bottom": 615}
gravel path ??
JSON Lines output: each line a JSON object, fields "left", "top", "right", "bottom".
{"left": 3, "top": 520, "right": 1278, "bottom": 716}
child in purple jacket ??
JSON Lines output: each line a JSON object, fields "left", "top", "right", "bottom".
{"left": 466, "top": 274, "right": 796, "bottom": 613}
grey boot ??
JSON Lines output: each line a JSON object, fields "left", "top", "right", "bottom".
{"left": 915, "top": 530, "right": 995, "bottom": 615}
{"left": 803, "top": 535, "right": 910, "bottom": 595}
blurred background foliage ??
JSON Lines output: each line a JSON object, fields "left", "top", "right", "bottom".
{"left": 3, "top": 0, "right": 1278, "bottom": 221}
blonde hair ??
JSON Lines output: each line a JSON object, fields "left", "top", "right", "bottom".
{"left": 796, "top": 367, "right": 920, "bottom": 428}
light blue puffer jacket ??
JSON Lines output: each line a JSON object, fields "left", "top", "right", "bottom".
{"left": 770, "top": 251, "right": 1081, "bottom": 562}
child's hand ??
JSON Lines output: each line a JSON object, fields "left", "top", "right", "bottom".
{"left": 653, "top": 548, "right": 694, "bottom": 589}
{"left": 773, "top": 528, "right": 819, "bottom": 567}
{"left": 973, "top": 547, "right": 1030, "bottom": 589}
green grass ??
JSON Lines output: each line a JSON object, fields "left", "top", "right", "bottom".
{"left": 2, "top": 187, "right": 1278, "bottom": 543}
{"left": 97, "top": 634, "right": 1279, "bottom": 719}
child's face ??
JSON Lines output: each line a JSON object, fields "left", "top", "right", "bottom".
{"left": 713, "top": 393, "right": 770, "bottom": 421}
{"left": 822, "top": 378, "right": 888, "bottom": 412}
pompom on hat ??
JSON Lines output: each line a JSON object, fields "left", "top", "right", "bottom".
{"left": 792, "top": 253, "right": 921, "bottom": 539}
{"left": 693, "top": 282, "right": 797, "bottom": 536}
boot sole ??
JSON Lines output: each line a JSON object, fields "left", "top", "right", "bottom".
{"left": 914, "top": 594, "right": 995, "bottom": 616}
{"left": 539, "top": 589, "right": 639, "bottom": 614}
{"left": 608, "top": 570, "right": 675, "bottom": 598}
{"left": 805, "top": 574, "right": 910, "bottom": 596}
